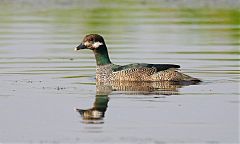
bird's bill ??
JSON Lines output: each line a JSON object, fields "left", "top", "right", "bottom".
{"left": 75, "top": 43, "right": 86, "bottom": 51}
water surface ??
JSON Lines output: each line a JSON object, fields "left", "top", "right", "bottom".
{"left": 0, "top": 1, "right": 239, "bottom": 143}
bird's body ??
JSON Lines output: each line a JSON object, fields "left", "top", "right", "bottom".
{"left": 96, "top": 63, "right": 198, "bottom": 82}
{"left": 75, "top": 34, "right": 201, "bottom": 83}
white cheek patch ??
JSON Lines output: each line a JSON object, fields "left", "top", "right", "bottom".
{"left": 92, "top": 41, "right": 103, "bottom": 48}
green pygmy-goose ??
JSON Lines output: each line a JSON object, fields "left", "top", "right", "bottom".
{"left": 75, "top": 34, "right": 201, "bottom": 83}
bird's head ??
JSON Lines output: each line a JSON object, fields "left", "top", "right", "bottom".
{"left": 75, "top": 34, "right": 105, "bottom": 51}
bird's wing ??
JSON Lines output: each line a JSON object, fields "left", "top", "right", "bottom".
{"left": 144, "top": 63, "right": 180, "bottom": 72}
{"left": 112, "top": 63, "right": 180, "bottom": 72}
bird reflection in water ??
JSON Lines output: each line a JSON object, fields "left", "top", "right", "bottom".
{"left": 75, "top": 81, "right": 200, "bottom": 124}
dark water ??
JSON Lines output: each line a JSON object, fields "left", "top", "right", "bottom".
{"left": 0, "top": 1, "right": 239, "bottom": 143}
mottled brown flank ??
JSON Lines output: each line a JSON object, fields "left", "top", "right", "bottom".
{"left": 109, "top": 81, "right": 180, "bottom": 92}
{"left": 83, "top": 34, "right": 104, "bottom": 43}
{"left": 111, "top": 67, "right": 156, "bottom": 81}
{"left": 96, "top": 64, "right": 199, "bottom": 83}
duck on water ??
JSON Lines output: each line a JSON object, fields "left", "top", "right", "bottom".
{"left": 75, "top": 34, "right": 201, "bottom": 83}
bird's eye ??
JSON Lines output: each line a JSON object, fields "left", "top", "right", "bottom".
{"left": 84, "top": 41, "right": 92, "bottom": 47}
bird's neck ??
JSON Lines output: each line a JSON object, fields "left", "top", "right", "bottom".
{"left": 93, "top": 45, "right": 112, "bottom": 66}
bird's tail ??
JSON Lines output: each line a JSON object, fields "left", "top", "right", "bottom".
{"left": 181, "top": 73, "right": 201, "bottom": 83}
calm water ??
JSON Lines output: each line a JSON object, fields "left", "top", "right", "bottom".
{"left": 0, "top": 1, "right": 239, "bottom": 143}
